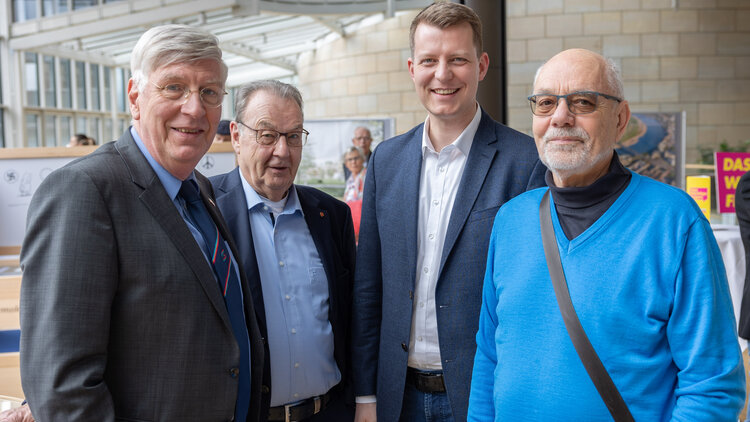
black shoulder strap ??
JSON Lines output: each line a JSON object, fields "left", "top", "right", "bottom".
{"left": 539, "top": 190, "right": 634, "bottom": 422}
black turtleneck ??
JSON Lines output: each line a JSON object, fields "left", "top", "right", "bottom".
{"left": 547, "top": 152, "right": 632, "bottom": 240}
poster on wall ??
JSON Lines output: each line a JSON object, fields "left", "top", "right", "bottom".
{"left": 714, "top": 151, "right": 750, "bottom": 214}
{"left": 616, "top": 111, "right": 685, "bottom": 188}
{"left": 297, "top": 118, "right": 395, "bottom": 196}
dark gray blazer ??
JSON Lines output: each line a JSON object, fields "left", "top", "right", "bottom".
{"left": 20, "top": 130, "right": 264, "bottom": 421}
{"left": 351, "top": 110, "right": 546, "bottom": 421}
{"left": 211, "top": 168, "right": 356, "bottom": 420}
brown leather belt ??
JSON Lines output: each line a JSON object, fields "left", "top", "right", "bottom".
{"left": 406, "top": 367, "right": 446, "bottom": 393}
{"left": 267, "top": 392, "right": 331, "bottom": 422}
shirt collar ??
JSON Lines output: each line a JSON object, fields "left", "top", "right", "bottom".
{"left": 130, "top": 126, "right": 192, "bottom": 200}
{"left": 421, "top": 103, "right": 482, "bottom": 157}
{"left": 238, "top": 170, "right": 303, "bottom": 217}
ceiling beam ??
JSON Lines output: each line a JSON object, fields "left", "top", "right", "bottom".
{"left": 311, "top": 17, "right": 345, "bottom": 37}
{"left": 220, "top": 42, "right": 296, "bottom": 72}
{"left": 9, "top": 0, "right": 237, "bottom": 50}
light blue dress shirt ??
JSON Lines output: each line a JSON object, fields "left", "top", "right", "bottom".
{"left": 239, "top": 174, "right": 340, "bottom": 406}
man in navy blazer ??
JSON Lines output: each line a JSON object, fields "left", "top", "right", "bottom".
{"left": 211, "top": 80, "right": 356, "bottom": 422}
{"left": 351, "top": 3, "right": 546, "bottom": 421}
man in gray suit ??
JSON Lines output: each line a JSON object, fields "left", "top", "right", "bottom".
{"left": 19, "top": 24, "right": 264, "bottom": 421}
{"left": 351, "top": 3, "right": 546, "bottom": 421}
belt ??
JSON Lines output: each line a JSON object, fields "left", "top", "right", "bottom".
{"left": 406, "top": 367, "right": 446, "bottom": 393}
{"left": 267, "top": 392, "right": 331, "bottom": 422}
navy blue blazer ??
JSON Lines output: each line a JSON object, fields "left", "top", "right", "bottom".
{"left": 210, "top": 168, "right": 356, "bottom": 420}
{"left": 351, "top": 110, "right": 547, "bottom": 421}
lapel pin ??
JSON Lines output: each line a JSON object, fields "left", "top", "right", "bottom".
{"left": 320, "top": 211, "right": 325, "bottom": 218}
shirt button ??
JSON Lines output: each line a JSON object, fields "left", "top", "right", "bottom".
{"left": 279, "top": 261, "right": 284, "bottom": 267}
{"left": 419, "top": 302, "right": 424, "bottom": 308}
{"left": 432, "top": 199, "right": 439, "bottom": 206}
{"left": 423, "top": 267, "right": 429, "bottom": 274}
{"left": 294, "top": 362, "right": 300, "bottom": 368}
{"left": 294, "top": 393, "right": 299, "bottom": 398}
{"left": 439, "top": 167, "right": 445, "bottom": 173}
{"left": 285, "top": 295, "right": 291, "bottom": 300}
{"left": 418, "top": 336, "right": 423, "bottom": 341}
{"left": 428, "top": 233, "right": 435, "bottom": 240}
{"left": 291, "top": 328, "right": 297, "bottom": 334}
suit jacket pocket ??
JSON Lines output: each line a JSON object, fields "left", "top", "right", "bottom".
{"left": 468, "top": 205, "right": 501, "bottom": 222}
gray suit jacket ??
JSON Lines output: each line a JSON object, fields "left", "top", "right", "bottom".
{"left": 20, "top": 130, "right": 264, "bottom": 421}
{"left": 351, "top": 110, "right": 546, "bottom": 421}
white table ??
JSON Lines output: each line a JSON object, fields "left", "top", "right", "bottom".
{"left": 712, "top": 224, "right": 747, "bottom": 351}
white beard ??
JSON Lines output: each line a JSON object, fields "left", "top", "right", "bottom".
{"left": 539, "top": 126, "right": 610, "bottom": 174}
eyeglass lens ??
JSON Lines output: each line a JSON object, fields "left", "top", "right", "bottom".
{"left": 531, "top": 92, "right": 600, "bottom": 116}
{"left": 256, "top": 129, "right": 308, "bottom": 147}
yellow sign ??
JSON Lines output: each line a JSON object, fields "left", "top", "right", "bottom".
{"left": 686, "top": 176, "right": 711, "bottom": 221}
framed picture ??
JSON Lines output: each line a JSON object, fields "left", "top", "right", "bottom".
{"left": 616, "top": 111, "right": 686, "bottom": 188}
{"left": 297, "top": 118, "right": 395, "bottom": 196}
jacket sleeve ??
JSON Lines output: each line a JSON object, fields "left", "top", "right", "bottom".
{"left": 350, "top": 147, "right": 383, "bottom": 397}
{"left": 20, "top": 166, "right": 117, "bottom": 421}
{"left": 467, "top": 214, "right": 501, "bottom": 421}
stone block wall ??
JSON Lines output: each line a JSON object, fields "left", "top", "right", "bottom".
{"left": 506, "top": 0, "right": 750, "bottom": 163}
{"left": 297, "top": 2, "right": 749, "bottom": 163}
{"left": 297, "top": 11, "right": 424, "bottom": 135}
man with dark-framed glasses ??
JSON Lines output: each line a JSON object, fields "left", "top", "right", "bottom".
{"left": 19, "top": 24, "right": 265, "bottom": 421}
{"left": 468, "top": 48, "right": 745, "bottom": 421}
{"left": 210, "top": 80, "right": 356, "bottom": 422}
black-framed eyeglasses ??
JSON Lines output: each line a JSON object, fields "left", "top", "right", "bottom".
{"left": 527, "top": 91, "right": 622, "bottom": 116}
{"left": 150, "top": 82, "right": 227, "bottom": 108}
{"left": 236, "top": 120, "right": 309, "bottom": 148}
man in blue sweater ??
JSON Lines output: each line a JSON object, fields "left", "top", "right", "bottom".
{"left": 468, "top": 48, "right": 745, "bottom": 421}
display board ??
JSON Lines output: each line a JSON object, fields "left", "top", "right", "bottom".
{"left": 298, "top": 118, "right": 395, "bottom": 186}
{"left": 0, "top": 143, "right": 236, "bottom": 251}
{"left": 616, "top": 111, "right": 685, "bottom": 188}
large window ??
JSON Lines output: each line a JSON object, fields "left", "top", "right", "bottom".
{"left": 16, "top": 0, "right": 126, "bottom": 22}
{"left": 60, "top": 59, "right": 72, "bottom": 109}
{"left": 90, "top": 64, "right": 100, "bottom": 110}
{"left": 14, "top": 0, "right": 38, "bottom": 22}
{"left": 75, "top": 61, "right": 86, "bottom": 109}
{"left": 21, "top": 52, "right": 129, "bottom": 146}
{"left": 24, "top": 53, "right": 40, "bottom": 107}
{"left": 43, "top": 55, "right": 56, "bottom": 108}
{"left": 43, "top": 0, "right": 68, "bottom": 16}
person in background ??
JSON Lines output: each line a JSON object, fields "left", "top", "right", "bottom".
{"left": 214, "top": 119, "right": 232, "bottom": 143}
{"left": 343, "top": 127, "right": 373, "bottom": 180}
{"left": 18, "top": 24, "right": 264, "bottom": 421}
{"left": 66, "top": 133, "right": 89, "bottom": 147}
{"left": 468, "top": 48, "right": 744, "bottom": 421}
{"left": 210, "top": 80, "right": 356, "bottom": 421}
{"left": 351, "top": 3, "right": 546, "bottom": 421}
{"left": 342, "top": 146, "right": 366, "bottom": 242}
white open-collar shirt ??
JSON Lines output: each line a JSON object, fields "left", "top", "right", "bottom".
{"left": 409, "top": 104, "right": 481, "bottom": 370}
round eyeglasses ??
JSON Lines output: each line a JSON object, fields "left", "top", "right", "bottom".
{"left": 236, "top": 120, "right": 309, "bottom": 148}
{"left": 527, "top": 91, "right": 622, "bottom": 116}
{"left": 150, "top": 82, "right": 227, "bottom": 108}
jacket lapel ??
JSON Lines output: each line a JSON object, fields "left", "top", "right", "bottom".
{"left": 439, "top": 111, "right": 497, "bottom": 272}
{"left": 213, "top": 168, "right": 267, "bottom": 331}
{"left": 114, "top": 132, "right": 232, "bottom": 328}
{"left": 402, "top": 126, "right": 424, "bottom": 283}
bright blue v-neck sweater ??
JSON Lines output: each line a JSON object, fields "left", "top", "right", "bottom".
{"left": 468, "top": 172, "right": 745, "bottom": 421}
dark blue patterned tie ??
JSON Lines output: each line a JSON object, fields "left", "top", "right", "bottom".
{"left": 179, "top": 180, "right": 250, "bottom": 422}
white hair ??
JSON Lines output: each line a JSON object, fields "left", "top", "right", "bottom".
{"left": 130, "top": 24, "right": 227, "bottom": 92}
